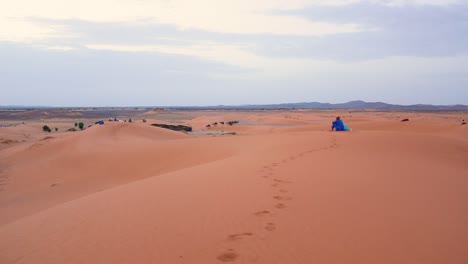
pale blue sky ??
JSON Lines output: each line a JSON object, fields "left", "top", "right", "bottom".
{"left": 1, "top": 0, "right": 467, "bottom": 106}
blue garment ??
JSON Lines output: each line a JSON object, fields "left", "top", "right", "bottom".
{"left": 332, "top": 119, "right": 345, "bottom": 131}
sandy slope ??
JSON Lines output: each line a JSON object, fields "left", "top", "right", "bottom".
{"left": 0, "top": 122, "right": 239, "bottom": 224}
{"left": 0, "top": 112, "right": 467, "bottom": 263}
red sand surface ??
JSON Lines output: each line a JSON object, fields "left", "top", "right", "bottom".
{"left": 0, "top": 111, "right": 467, "bottom": 263}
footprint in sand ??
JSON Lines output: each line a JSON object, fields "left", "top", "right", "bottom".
{"left": 273, "top": 179, "right": 292, "bottom": 184}
{"left": 275, "top": 203, "right": 287, "bottom": 209}
{"left": 273, "top": 195, "right": 292, "bottom": 201}
{"left": 270, "top": 183, "right": 279, "bottom": 188}
{"left": 217, "top": 249, "right": 239, "bottom": 262}
{"left": 271, "top": 163, "right": 278, "bottom": 167}
{"left": 279, "top": 189, "right": 288, "bottom": 193}
{"left": 265, "top": 223, "right": 276, "bottom": 231}
{"left": 254, "top": 210, "right": 271, "bottom": 216}
{"left": 227, "top": 232, "right": 253, "bottom": 241}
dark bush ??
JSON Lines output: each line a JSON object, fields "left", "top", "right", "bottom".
{"left": 151, "top": 123, "right": 192, "bottom": 132}
{"left": 54, "top": 127, "right": 58, "bottom": 132}
{"left": 42, "top": 125, "right": 51, "bottom": 133}
{"left": 74, "top": 122, "right": 78, "bottom": 127}
{"left": 78, "top": 122, "right": 84, "bottom": 130}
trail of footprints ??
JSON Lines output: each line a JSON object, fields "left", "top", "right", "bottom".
{"left": 0, "top": 170, "right": 8, "bottom": 192}
{"left": 216, "top": 138, "right": 338, "bottom": 262}
{"left": 215, "top": 155, "right": 299, "bottom": 262}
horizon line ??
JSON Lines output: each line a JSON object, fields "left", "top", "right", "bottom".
{"left": 1, "top": 100, "right": 468, "bottom": 109}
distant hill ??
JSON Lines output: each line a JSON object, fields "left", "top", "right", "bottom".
{"left": 169, "top": 100, "right": 468, "bottom": 111}
{"left": 1, "top": 101, "right": 467, "bottom": 111}
{"left": 267, "top": 100, "right": 468, "bottom": 111}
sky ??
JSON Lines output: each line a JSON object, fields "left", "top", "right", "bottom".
{"left": 1, "top": 0, "right": 467, "bottom": 106}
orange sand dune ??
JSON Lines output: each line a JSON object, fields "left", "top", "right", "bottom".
{"left": 0, "top": 122, "right": 236, "bottom": 224}
{"left": 0, "top": 112, "right": 467, "bottom": 263}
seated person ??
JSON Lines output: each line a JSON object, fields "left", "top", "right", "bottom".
{"left": 331, "top": 116, "right": 349, "bottom": 131}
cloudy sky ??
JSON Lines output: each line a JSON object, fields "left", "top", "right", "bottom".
{"left": 1, "top": 0, "right": 467, "bottom": 106}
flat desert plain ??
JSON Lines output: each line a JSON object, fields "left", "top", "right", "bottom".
{"left": 0, "top": 109, "right": 467, "bottom": 263}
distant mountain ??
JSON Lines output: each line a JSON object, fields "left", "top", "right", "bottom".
{"left": 168, "top": 100, "right": 468, "bottom": 111}
{"left": 230, "top": 100, "right": 468, "bottom": 111}
{"left": 1, "top": 101, "right": 467, "bottom": 111}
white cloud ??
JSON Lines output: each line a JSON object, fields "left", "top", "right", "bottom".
{"left": 0, "top": 17, "right": 69, "bottom": 42}
{"left": 2, "top": 0, "right": 459, "bottom": 43}
{"left": 2, "top": 0, "right": 464, "bottom": 80}
{"left": 0, "top": 0, "right": 366, "bottom": 44}
{"left": 85, "top": 42, "right": 468, "bottom": 81}
{"left": 1, "top": 0, "right": 462, "bottom": 42}
{"left": 85, "top": 42, "right": 263, "bottom": 70}
{"left": 45, "top": 45, "right": 76, "bottom": 51}
{"left": 374, "top": 0, "right": 462, "bottom": 6}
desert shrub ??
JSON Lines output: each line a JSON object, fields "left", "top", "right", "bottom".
{"left": 78, "top": 122, "right": 84, "bottom": 130}
{"left": 74, "top": 122, "right": 78, "bottom": 127}
{"left": 54, "top": 127, "right": 58, "bottom": 132}
{"left": 142, "top": 119, "right": 147, "bottom": 123}
{"left": 42, "top": 125, "right": 51, "bottom": 133}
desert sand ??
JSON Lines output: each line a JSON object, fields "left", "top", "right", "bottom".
{"left": 0, "top": 110, "right": 467, "bottom": 263}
